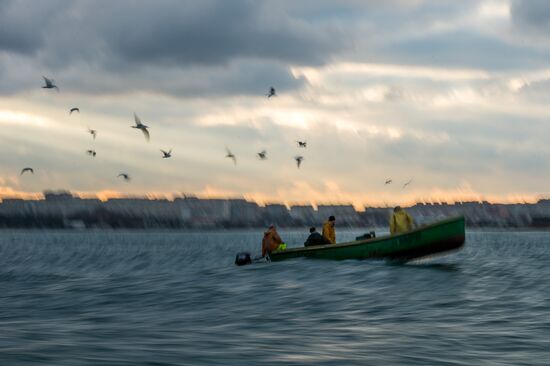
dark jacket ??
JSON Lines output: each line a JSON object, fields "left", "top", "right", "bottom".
{"left": 304, "top": 232, "right": 330, "bottom": 247}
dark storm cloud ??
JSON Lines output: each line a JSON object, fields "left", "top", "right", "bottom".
{"left": 70, "top": 59, "right": 306, "bottom": 97}
{"left": 511, "top": 0, "right": 550, "bottom": 30}
{"left": 0, "top": 0, "right": 351, "bottom": 96}
{"left": 0, "top": 0, "right": 63, "bottom": 54}
{"left": 92, "top": 0, "right": 348, "bottom": 67}
{"left": 0, "top": 0, "right": 350, "bottom": 67}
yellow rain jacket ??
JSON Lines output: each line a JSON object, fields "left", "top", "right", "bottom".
{"left": 322, "top": 221, "right": 336, "bottom": 244}
{"left": 390, "top": 209, "right": 414, "bottom": 235}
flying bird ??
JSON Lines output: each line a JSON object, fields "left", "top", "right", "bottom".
{"left": 385, "top": 179, "right": 392, "bottom": 185}
{"left": 132, "top": 113, "right": 150, "bottom": 142}
{"left": 161, "top": 149, "right": 172, "bottom": 158}
{"left": 225, "top": 148, "right": 237, "bottom": 165}
{"left": 257, "top": 150, "right": 267, "bottom": 160}
{"left": 267, "top": 87, "right": 276, "bottom": 98}
{"left": 86, "top": 149, "right": 96, "bottom": 157}
{"left": 402, "top": 179, "right": 413, "bottom": 189}
{"left": 69, "top": 107, "right": 80, "bottom": 114}
{"left": 295, "top": 156, "right": 304, "bottom": 169}
{"left": 88, "top": 128, "right": 97, "bottom": 139}
{"left": 296, "top": 141, "right": 307, "bottom": 148}
{"left": 20, "top": 167, "right": 34, "bottom": 175}
{"left": 118, "top": 173, "right": 130, "bottom": 182}
{"left": 42, "top": 76, "right": 59, "bottom": 91}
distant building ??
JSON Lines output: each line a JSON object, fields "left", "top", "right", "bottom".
{"left": 174, "top": 197, "right": 231, "bottom": 227}
{"left": 36, "top": 191, "right": 101, "bottom": 218}
{"left": 44, "top": 190, "right": 73, "bottom": 201}
{"left": 361, "top": 207, "right": 391, "bottom": 227}
{"left": 289, "top": 205, "right": 315, "bottom": 226}
{"left": 317, "top": 204, "right": 361, "bottom": 226}
{"left": 229, "top": 199, "right": 261, "bottom": 227}
{"left": 4, "top": 189, "right": 550, "bottom": 229}
{"left": 263, "top": 203, "right": 292, "bottom": 226}
{"left": 103, "top": 197, "right": 179, "bottom": 227}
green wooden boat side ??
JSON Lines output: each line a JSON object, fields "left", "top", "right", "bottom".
{"left": 269, "top": 216, "right": 465, "bottom": 262}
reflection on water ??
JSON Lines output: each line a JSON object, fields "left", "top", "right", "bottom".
{"left": 0, "top": 230, "right": 549, "bottom": 365}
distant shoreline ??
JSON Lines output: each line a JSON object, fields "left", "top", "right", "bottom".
{"left": 3, "top": 191, "right": 550, "bottom": 230}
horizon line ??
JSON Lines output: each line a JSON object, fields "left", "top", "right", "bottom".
{"left": 1, "top": 189, "right": 549, "bottom": 209}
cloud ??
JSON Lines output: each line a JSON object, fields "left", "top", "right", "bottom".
{"left": 101, "top": 1, "right": 349, "bottom": 67}
{"left": 511, "top": 0, "right": 550, "bottom": 30}
{"left": 1, "top": 0, "right": 353, "bottom": 96}
{"left": 0, "top": 0, "right": 59, "bottom": 54}
{"left": 507, "top": 1, "right": 550, "bottom": 51}
{"left": 0, "top": 0, "right": 350, "bottom": 67}
{"left": 3, "top": 1, "right": 550, "bottom": 205}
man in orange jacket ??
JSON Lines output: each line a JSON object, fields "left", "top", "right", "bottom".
{"left": 322, "top": 215, "right": 336, "bottom": 244}
{"left": 262, "top": 224, "right": 285, "bottom": 257}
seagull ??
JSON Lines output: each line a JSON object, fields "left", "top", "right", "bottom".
{"left": 225, "top": 148, "right": 237, "bottom": 165}
{"left": 257, "top": 150, "right": 267, "bottom": 160}
{"left": 42, "top": 76, "right": 59, "bottom": 91}
{"left": 402, "top": 179, "right": 413, "bottom": 189}
{"left": 88, "top": 128, "right": 97, "bottom": 140}
{"left": 69, "top": 107, "right": 80, "bottom": 114}
{"left": 267, "top": 87, "right": 276, "bottom": 98}
{"left": 132, "top": 113, "right": 150, "bottom": 142}
{"left": 385, "top": 179, "right": 392, "bottom": 185}
{"left": 161, "top": 149, "right": 172, "bottom": 158}
{"left": 20, "top": 167, "right": 34, "bottom": 175}
{"left": 118, "top": 173, "right": 130, "bottom": 182}
{"left": 296, "top": 141, "right": 307, "bottom": 148}
{"left": 295, "top": 156, "right": 304, "bottom": 168}
{"left": 86, "top": 149, "right": 96, "bottom": 157}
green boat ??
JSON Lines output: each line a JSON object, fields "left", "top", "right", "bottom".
{"left": 269, "top": 216, "right": 465, "bottom": 262}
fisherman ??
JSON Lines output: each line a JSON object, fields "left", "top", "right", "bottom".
{"left": 322, "top": 215, "right": 336, "bottom": 244}
{"left": 304, "top": 226, "right": 330, "bottom": 247}
{"left": 262, "top": 224, "right": 286, "bottom": 257}
{"left": 390, "top": 206, "right": 414, "bottom": 235}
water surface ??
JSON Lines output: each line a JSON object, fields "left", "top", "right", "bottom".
{"left": 1, "top": 230, "right": 549, "bottom": 365}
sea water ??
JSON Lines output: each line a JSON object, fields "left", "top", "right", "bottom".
{"left": 0, "top": 230, "right": 549, "bottom": 365}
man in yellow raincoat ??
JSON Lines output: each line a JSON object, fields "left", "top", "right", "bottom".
{"left": 322, "top": 216, "right": 336, "bottom": 244}
{"left": 390, "top": 206, "right": 414, "bottom": 235}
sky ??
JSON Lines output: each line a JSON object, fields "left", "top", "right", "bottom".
{"left": 1, "top": 0, "right": 550, "bottom": 207}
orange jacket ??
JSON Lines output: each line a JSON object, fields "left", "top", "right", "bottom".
{"left": 322, "top": 221, "right": 336, "bottom": 244}
{"left": 262, "top": 227, "right": 283, "bottom": 257}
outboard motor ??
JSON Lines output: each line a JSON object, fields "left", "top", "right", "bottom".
{"left": 235, "top": 252, "right": 252, "bottom": 266}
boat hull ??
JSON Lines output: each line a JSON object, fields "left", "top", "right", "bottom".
{"left": 269, "top": 216, "right": 465, "bottom": 262}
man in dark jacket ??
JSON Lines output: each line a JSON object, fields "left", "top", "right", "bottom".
{"left": 304, "top": 227, "right": 330, "bottom": 247}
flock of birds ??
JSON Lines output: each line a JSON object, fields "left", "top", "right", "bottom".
{"left": 19, "top": 77, "right": 168, "bottom": 182}
{"left": 20, "top": 77, "right": 413, "bottom": 190}
{"left": 224, "top": 139, "right": 306, "bottom": 168}
{"left": 385, "top": 178, "right": 413, "bottom": 189}
{"left": 222, "top": 86, "right": 306, "bottom": 168}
